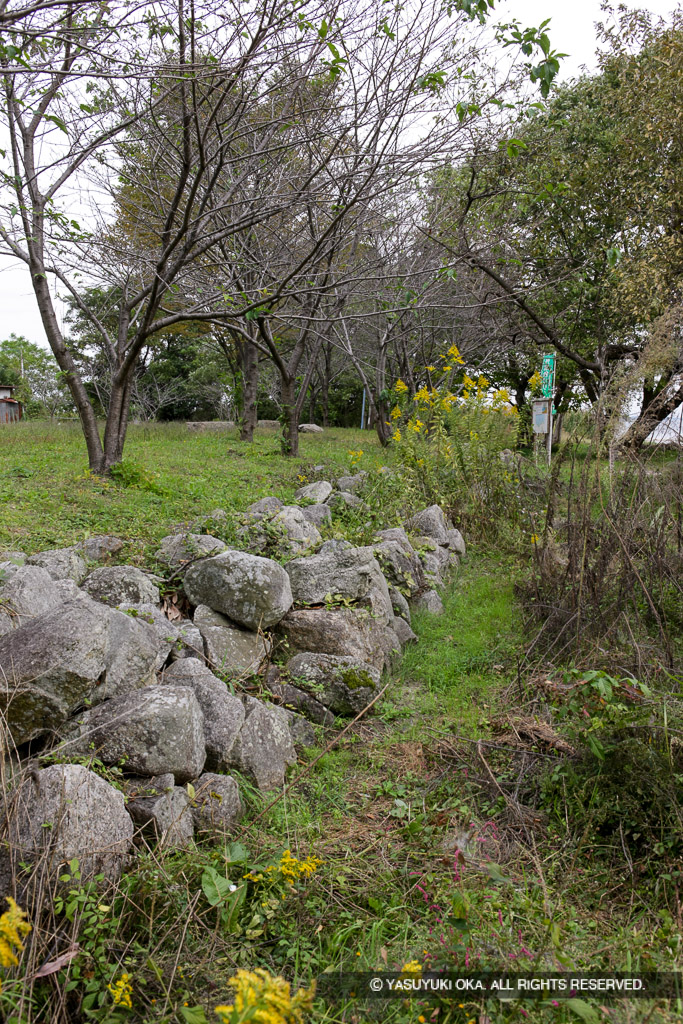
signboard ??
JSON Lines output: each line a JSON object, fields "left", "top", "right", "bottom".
{"left": 540, "top": 353, "right": 555, "bottom": 399}
{"left": 532, "top": 398, "right": 551, "bottom": 435}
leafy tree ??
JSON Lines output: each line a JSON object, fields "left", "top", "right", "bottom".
{"left": 0, "top": 334, "right": 69, "bottom": 417}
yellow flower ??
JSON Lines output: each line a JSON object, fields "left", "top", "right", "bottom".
{"left": 0, "top": 898, "right": 31, "bottom": 969}
{"left": 215, "top": 968, "right": 315, "bottom": 1024}
{"left": 401, "top": 960, "right": 422, "bottom": 975}
{"left": 447, "top": 343, "right": 465, "bottom": 364}
{"left": 413, "top": 386, "right": 430, "bottom": 404}
{"left": 107, "top": 973, "right": 133, "bottom": 1009}
{"left": 528, "top": 370, "right": 542, "bottom": 395}
{"left": 393, "top": 379, "right": 409, "bottom": 394}
{"left": 278, "top": 850, "right": 322, "bottom": 883}
{"left": 390, "top": 405, "right": 402, "bottom": 420}
{"left": 392, "top": 428, "right": 401, "bottom": 442}
{"left": 407, "top": 418, "right": 423, "bottom": 433}
{"left": 531, "top": 534, "right": 540, "bottom": 545}
{"left": 426, "top": 365, "right": 436, "bottom": 372}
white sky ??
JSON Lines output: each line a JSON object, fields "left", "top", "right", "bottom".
{"left": 0, "top": 0, "right": 678, "bottom": 349}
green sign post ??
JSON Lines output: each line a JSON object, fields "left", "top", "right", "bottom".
{"left": 540, "top": 353, "right": 555, "bottom": 398}
{"left": 541, "top": 354, "right": 556, "bottom": 464}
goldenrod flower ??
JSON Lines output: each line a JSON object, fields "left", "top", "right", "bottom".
{"left": 447, "top": 343, "right": 465, "bottom": 364}
{"left": 393, "top": 379, "right": 408, "bottom": 394}
{"left": 414, "top": 386, "right": 431, "bottom": 404}
{"left": 392, "top": 428, "right": 401, "bottom": 442}
{"left": 426, "top": 365, "right": 436, "bottom": 372}
{"left": 108, "top": 973, "right": 133, "bottom": 1009}
{"left": 0, "top": 898, "right": 31, "bottom": 969}
{"left": 278, "top": 850, "right": 322, "bottom": 883}
{"left": 531, "top": 534, "right": 540, "bottom": 545}
{"left": 215, "top": 968, "right": 315, "bottom": 1024}
{"left": 401, "top": 960, "right": 422, "bottom": 975}
{"left": 390, "top": 405, "right": 402, "bottom": 420}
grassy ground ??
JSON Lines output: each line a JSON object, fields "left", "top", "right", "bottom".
{"left": 1, "top": 421, "right": 681, "bottom": 1024}
{"left": 0, "top": 421, "right": 392, "bottom": 555}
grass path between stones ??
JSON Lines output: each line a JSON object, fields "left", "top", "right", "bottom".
{"left": 233, "top": 557, "right": 680, "bottom": 1024}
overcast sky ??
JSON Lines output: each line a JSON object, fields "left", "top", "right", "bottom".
{"left": 0, "top": 0, "right": 678, "bottom": 348}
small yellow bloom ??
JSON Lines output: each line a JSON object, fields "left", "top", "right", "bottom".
{"left": 392, "top": 428, "right": 401, "bottom": 442}
{"left": 215, "top": 969, "right": 315, "bottom": 1024}
{"left": 426, "top": 365, "right": 436, "bottom": 372}
{"left": 531, "top": 534, "right": 540, "bottom": 545}
{"left": 278, "top": 849, "right": 322, "bottom": 883}
{"left": 390, "top": 405, "right": 402, "bottom": 420}
{"left": 107, "top": 973, "right": 133, "bottom": 1009}
{"left": 393, "top": 379, "right": 409, "bottom": 394}
{"left": 401, "top": 960, "right": 422, "bottom": 974}
{"left": 0, "top": 898, "right": 31, "bottom": 969}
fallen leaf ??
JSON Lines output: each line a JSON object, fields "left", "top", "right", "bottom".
{"left": 31, "top": 945, "right": 80, "bottom": 978}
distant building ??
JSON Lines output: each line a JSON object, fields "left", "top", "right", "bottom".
{"left": 0, "top": 384, "right": 23, "bottom": 424}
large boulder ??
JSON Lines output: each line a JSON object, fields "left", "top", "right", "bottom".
{"left": 392, "top": 616, "right": 417, "bottom": 646}
{"left": 0, "top": 596, "right": 112, "bottom": 745}
{"left": 0, "top": 764, "right": 133, "bottom": 898}
{"left": 326, "top": 491, "right": 368, "bottom": 510}
{"left": 285, "top": 544, "right": 393, "bottom": 624}
{"left": 83, "top": 565, "right": 160, "bottom": 606}
{"left": 269, "top": 507, "right": 321, "bottom": 555}
{"left": 446, "top": 528, "right": 466, "bottom": 557}
{"left": 239, "top": 505, "right": 322, "bottom": 557}
{"left": 27, "top": 547, "right": 88, "bottom": 584}
{"left": 164, "top": 659, "right": 245, "bottom": 773}
{"left": 388, "top": 586, "right": 411, "bottom": 623}
{"left": 404, "top": 505, "right": 449, "bottom": 546}
{"left": 118, "top": 602, "right": 180, "bottom": 671}
{"left": 336, "top": 472, "right": 367, "bottom": 494}
{"left": 98, "top": 608, "right": 159, "bottom": 701}
{"left": 75, "top": 535, "right": 124, "bottom": 561}
{"left": 300, "top": 504, "right": 331, "bottom": 527}
{"left": 193, "top": 605, "right": 270, "bottom": 676}
{"left": 246, "top": 496, "right": 283, "bottom": 515}
{"left": 191, "top": 773, "right": 243, "bottom": 836}
{"left": 373, "top": 535, "right": 425, "bottom": 597}
{"left": 412, "top": 590, "right": 445, "bottom": 615}
{"left": 125, "top": 774, "right": 194, "bottom": 848}
{"left": 298, "top": 423, "right": 323, "bottom": 433}
{"left": 0, "top": 565, "right": 64, "bottom": 635}
{"left": 170, "top": 621, "right": 205, "bottom": 661}
{"left": 62, "top": 686, "right": 206, "bottom": 783}
{"left": 184, "top": 549, "right": 293, "bottom": 630}
{"left": 229, "top": 696, "right": 297, "bottom": 791}
{"left": 295, "top": 480, "right": 333, "bottom": 503}
{"left": 156, "top": 533, "right": 226, "bottom": 567}
{"left": 266, "top": 667, "right": 334, "bottom": 726}
{"left": 277, "top": 607, "right": 401, "bottom": 672}
{"left": 287, "top": 652, "right": 382, "bottom": 716}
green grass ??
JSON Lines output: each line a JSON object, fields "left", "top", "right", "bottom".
{"left": 0, "top": 420, "right": 394, "bottom": 555}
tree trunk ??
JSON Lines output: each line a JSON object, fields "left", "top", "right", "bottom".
{"left": 280, "top": 374, "right": 299, "bottom": 456}
{"left": 620, "top": 376, "right": 683, "bottom": 450}
{"left": 321, "top": 342, "right": 332, "bottom": 427}
{"left": 31, "top": 268, "right": 105, "bottom": 471}
{"left": 239, "top": 341, "right": 258, "bottom": 442}
{"left": 101, "top": 374, "right": 133, "bottom": 471}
